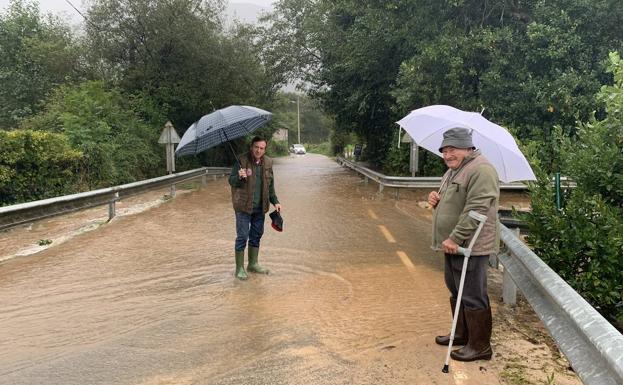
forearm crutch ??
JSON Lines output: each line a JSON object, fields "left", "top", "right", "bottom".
{"left": 442, "top": 210, "right": 488, "bottom": 373}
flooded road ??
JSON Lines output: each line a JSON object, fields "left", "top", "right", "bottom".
{"left": 0, "top": 154, "right": 576, "bottom": 385}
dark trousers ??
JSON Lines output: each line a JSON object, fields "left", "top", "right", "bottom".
{"left": 444, "top": 253, "right": 490, "bottom": 310}
{"left": 235, "top": 207, "right": 265, "bottom": 251}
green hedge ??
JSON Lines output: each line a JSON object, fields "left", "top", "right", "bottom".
{"left": 0, "top": 130, "right": 83, "bottom": 206}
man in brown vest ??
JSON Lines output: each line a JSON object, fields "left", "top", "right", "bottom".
{"left": 428, "top": 127, "right": 500, "bottom": 362}
{"left": 228, "top": 136, "right": 282, "bottom": 280}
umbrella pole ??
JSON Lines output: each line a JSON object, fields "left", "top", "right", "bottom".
{"left": 222, "top": 130, "right": 246, "bottom": 179}
{"left": 442, "top": 211, "right": 488, "bottom": 373}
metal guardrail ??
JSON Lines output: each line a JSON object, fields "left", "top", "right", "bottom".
{"left": 336, "top": 157, "right": 623, "bottom": 384}
{"left": 499, "top": 226, "right": 623, "bottom": 385}
{"left": 0, "top": 167, "right": 231, "bottom": 231}
{"left": 335, "top": 156, "right": 529, "bottom": 191}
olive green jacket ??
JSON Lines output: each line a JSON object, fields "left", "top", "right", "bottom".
{"left": 229, "top": 154, "right": 279, "bottom": 214}
{"left": 431, "top": 150, "right": 500, "bottom": 255}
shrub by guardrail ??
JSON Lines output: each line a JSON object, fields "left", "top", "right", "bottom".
{"left": 0, "top": 130, "right": 83, "bottom": 206}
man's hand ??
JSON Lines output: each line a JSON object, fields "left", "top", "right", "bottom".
{"left": 441, "top": 238, "right": 459, "bottom": 254}
{"left": 428, "top": 191, "right": 440, "bottom": 208}
{"left": 238, "top": 168, "right": 247, "bottom": 179}
{"left": 274, "top": 203, "right": 282, "bottom": 212}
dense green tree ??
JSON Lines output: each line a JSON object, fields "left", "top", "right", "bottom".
{"left": 0, "top": 0, "right": 80, "bottom": 128}
{"left": 83, "top": 0, "right": 271, "bottom": 131}
{"left": 21, "top": 81, "right": 162, "bottom": 189}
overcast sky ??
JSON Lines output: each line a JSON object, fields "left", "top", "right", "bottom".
{"left": 0, "top": 0, "right": 275, "bottom": 22}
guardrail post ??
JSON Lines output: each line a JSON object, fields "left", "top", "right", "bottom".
{"left": 364, "top": 176, "right": 369, "bottom": 185}
{"left": 502, "top": 262, "right": 517, "bottom": 306}
{"left": 170, "top": 183, "right": 176, "bottom": 198}
{"left": 489, "top": 253, "right": 498, "bottom": 269}
{"left": 502, "top": 228, "right": 519, "bottom": 306}
{"left": 378, "top": 183, "right": 384, "bottom": 193}
{"left": 108, "top": 192, "right": 119, "bottom": 221}
{"left": 395, "top": 188, "right": 400, "bottom": 200}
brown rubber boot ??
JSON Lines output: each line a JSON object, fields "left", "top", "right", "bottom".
{"left": 450, "top": 307, "right": 493, "bottom": 361}
{"left": 435, "top": 297, "right": 468, "bottom": 346}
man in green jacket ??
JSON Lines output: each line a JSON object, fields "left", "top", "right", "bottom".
{"left": 427, "top": 127, "right": 500, "bottom": 362}
{"left": 229, "top": 136, "right": 282, "bottom": 280}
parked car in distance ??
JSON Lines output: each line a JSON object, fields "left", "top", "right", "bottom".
{"left": 289, "top": 144, "right": 306, "bottom": 154}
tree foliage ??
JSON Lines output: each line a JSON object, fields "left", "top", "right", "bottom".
{"left": 261, "top": 0, "right": 623, "bottom": 169}
{"left": 526, "top": 53, "right": 623, "bottom": 325}
{"left": 0, "top": 0, "right": 80, "bottom": 128}
{"left": 20, "top": 81, "right": 162, "bottom": 189}
{"left": 83, "top": 0, "right": 271, "bottom": 130}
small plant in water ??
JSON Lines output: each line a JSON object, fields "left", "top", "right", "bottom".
{"left": 38, "top": 239, "right": 52, "bottom": 246}
{"left": 544, "top": 371, "right": 556, "bottom": 385}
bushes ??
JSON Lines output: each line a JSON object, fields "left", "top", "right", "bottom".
{"left": 304, "top": 142, "right": 331, "bottom": 156}
{"left": 525, "top": 53, "right": 623, "bottom": 326}
{"left": 0, "top": 130, "right": 82, "bottom": 205}
{"left": 21, "top": 81, "right": 162, "bottom": 190}
{"left": 526, "top": 172, "right": 623, "bottom": 325}
{"left": 267, "top": 140, "right": 288, "bottom": 157}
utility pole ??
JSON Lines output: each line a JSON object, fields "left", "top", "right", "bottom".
{"left": 297, "top": 95, "right": 301, "bottom": 144}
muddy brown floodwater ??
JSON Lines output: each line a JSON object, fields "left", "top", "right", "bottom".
{"left": 0, "top": 154, "right": 580, "bottom": 385}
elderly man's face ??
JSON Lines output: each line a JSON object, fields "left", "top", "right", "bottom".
{"left": 441, "top": 146, "right": 472, "bottom": 170}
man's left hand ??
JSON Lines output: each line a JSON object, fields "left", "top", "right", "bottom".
{"left": 441, "top": 238, "right": 459, "bottom": 254}
{"left": 274, "top": 203, "right": 282, "bottom": 212}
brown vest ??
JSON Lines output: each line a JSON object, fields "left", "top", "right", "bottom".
{"left": 231, "top": 154, "right": 274, "bottom": 214}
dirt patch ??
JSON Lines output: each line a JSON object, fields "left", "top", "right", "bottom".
{"left": 489, "top": 273, "right": 580, "bottom": 385}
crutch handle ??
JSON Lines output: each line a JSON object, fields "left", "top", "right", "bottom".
{"left": 456, "top": 246, "right": 469, "bottom": 257}
{"left": 467, "top": 210, "right": 488, "bottom": 222}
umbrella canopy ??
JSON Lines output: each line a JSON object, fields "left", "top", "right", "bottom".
{"left": 176, "top": 105, "right": 273, "bottom": 157}
{"left": 396, "top": 105, "right": 536, "bottom": 182}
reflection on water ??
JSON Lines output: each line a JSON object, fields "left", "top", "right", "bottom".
{"left": 0, "top": 154, "right": 502, "bottom": 385}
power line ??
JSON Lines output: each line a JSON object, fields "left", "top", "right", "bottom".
{"left": 64, "top": 0, "right": 99, "bottom": 30}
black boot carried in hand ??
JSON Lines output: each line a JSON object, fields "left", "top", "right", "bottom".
{"left": 435, "top": 297, "right": 468, "bottom": 346}
{"left": 450, "top": 307, "right": 493, "bottom": 361}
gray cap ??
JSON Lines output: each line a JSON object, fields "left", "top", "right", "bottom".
{"left": 439, "top": 127, "right": 474, "bottom": 152}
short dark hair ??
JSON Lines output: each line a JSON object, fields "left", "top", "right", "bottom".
{"left": 251, "top": 136, "right": 267, "bottom": 146}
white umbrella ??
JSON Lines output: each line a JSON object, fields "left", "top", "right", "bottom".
{"left": 396, "top": 105, "right": 536, "bottom": 182}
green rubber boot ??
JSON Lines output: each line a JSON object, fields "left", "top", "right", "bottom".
{"left": 247, "top": 246, "right": 269, "bottom": 274}
{"left": 235, "top": 250, "right": 248, "bottom": 280}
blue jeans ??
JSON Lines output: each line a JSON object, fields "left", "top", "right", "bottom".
{"left": 235, "top": 207, "right": 265, "bottom": 251}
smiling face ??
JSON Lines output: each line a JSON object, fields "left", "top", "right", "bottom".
{"left": 251, "top": 140, "right": 267, "bottom": 162}
{"left": 441, "top": 146, "right": 473, "bottom": 170}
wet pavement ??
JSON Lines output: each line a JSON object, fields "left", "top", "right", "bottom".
{"left": 0, "top": 154, "right": 540, "bottom": 384}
